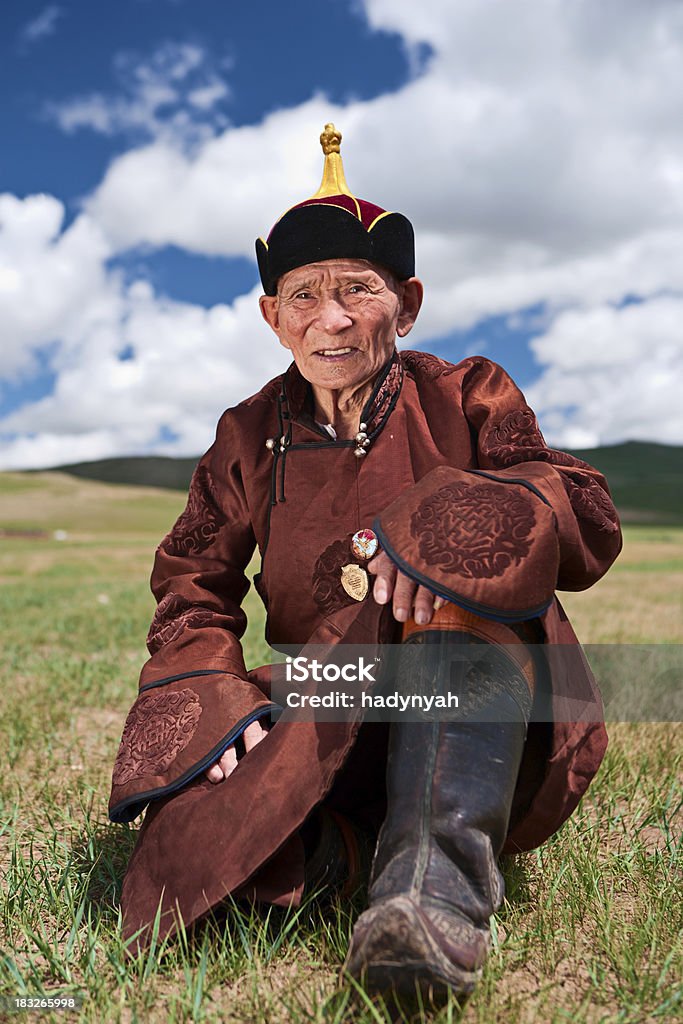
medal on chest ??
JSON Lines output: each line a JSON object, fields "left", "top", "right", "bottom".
{"left": 339, "top": 529, "right": 379, "bottom": 601}
{"left": 340, "top": 564, "right": 369, "bottom": 601}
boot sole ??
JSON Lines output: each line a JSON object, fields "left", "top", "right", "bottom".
{"left": 344, "top": 895, "right": 482, "bottom": 1002}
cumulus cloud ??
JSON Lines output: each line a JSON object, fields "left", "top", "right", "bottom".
{"left": 0, "top": 284, "right": 289, "bottom": 467}
{"left": 0, "top": 200, "right": 289, "bottom": 469}
{"left": 85, "top": 98, "right": 343, "bottom": 254}
{"left": 0, "top": 194, "right": 114, "bottom": 378}
{"left": 87, "top": 2, "right": 683, "bottom": 264}
{"left": 526, "top": 296, "right": 683, "bottom": 448}
{"left": 47, "top": 41, "right": 231, "bottom": 144}
{"left": 3, "top": 0, "right": 683, "bottom": 467}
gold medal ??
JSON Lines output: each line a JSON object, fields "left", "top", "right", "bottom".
{"left": 340, "top": 564, "right": 369, "bottom": 601}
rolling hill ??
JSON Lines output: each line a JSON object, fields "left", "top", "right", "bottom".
{"left": 21, "top": 440, "right": 683, "bottom": 525}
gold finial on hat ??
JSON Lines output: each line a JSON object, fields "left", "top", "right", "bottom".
{"left": 320, "top": 123, "right": 341, "bottom": 154}
{"left": 310, "top": 122, "right": 353, "bottom": 198}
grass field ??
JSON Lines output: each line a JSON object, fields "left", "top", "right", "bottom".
{"left": 0, "top": 471, "right": 681, "bottom": 1023}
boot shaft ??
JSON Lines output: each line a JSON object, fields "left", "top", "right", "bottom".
{"left": 369, "top": 630, "right": 532, "bottom": 922}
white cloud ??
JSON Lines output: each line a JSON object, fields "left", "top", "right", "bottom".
{"left": 526, "top": 296, "right": 683, "bottom": 447}
{"left": 18, "top": 5, "right": 62, "bottom": 46}
{"left": 0, "top": 194, "right": 115, "bottom": 378}
{"left": 85, "top": 3, "right": 683, "bottom": 281}
{"left": 188, "top": 80, "right": 230, "bottom": 111}
{"left": 411, "top": 228, "right": 683, "bottom": 342}
{"left": 48, "top": 41, "right": 231, "bottom": 144}
{"left": 0, "top": 199, "right": 289, "bottom": 469}
{"left": 4, "top": 0, "right": 683, "bottom": 467}
{"left": 85, "top": 98, "right": 344, "bottom": 254}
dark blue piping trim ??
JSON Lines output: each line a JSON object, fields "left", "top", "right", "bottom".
{"left": 274, "top": 353, "right": 403, "bottom": 453}
{"left": 469, "top": 470, "right": 552, "bottom": 508}
{"left": 109, "top": 703, "right": 283, "bottom": 824}
{"left": 372, "top": 519, "right": 554, "bottom": 624}
{"left": 269, "top": 446, "right": 279, "bottom": 508}
{"left": 287, "top": 440, "right": 354, "bottom": 451}
{"left": 269, "top": 353, "right": 402, "bottom": 502}
{"left": 138, "top": 669, "right": 230, "bottom": 694}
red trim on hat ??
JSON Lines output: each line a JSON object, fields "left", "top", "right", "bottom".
{"left": 286, "top": 194, "right": 387, "bottom": 232}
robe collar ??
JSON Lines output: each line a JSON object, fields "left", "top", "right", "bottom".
{"left": 281, "top": 349, "right": 404, "bottom": 443}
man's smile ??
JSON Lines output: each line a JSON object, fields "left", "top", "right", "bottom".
{"left": 314, "top": 346, "right": 358, "bottom": 360}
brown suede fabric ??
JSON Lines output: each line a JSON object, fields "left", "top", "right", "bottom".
{"left": 375, "top": 464, "right": 561, "bottom": 621}
{"left": 108, "top": 350, "right": 622, "bottom": 950}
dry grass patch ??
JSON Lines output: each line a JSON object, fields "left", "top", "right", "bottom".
{"left": 558, "top": 527, "right": 683, "bottom": 644}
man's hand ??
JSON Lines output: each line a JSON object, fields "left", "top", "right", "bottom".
{"left": 368, "top": 550, "right": 445, "bottom": 624}
{"left": 204, "top": 720, "right": 268, "bottom": 784}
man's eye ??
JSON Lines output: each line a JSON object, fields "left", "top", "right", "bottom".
{"left": 294, "top": 291, "right": 313, "bottom": 300}
{"left": 348, "top": 284, "right": 368, "bottom": 294}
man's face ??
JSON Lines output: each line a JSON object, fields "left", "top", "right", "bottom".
{"left": 259, "top": 259, "right": 422, "bottom": 393}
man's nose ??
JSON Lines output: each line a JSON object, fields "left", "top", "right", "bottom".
{"left": 316, "top": 294, "right": 352, "bottom": 332}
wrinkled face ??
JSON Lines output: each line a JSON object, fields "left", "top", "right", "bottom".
{"left": 259, "top": 259, "right": 421, "bottom": 393}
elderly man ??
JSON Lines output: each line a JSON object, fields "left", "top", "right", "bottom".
{"left": 109, "top": 124, "right": 621, "bottom": 1001}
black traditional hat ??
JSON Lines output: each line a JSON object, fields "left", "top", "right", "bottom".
{"left": 256, "top": 123, "right": 415, "bottom": 295}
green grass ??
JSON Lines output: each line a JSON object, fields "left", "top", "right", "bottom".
{"left": 0, "top": 472, "right": 681, "bottom": 1023}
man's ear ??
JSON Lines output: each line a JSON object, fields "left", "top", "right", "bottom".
{"left": 396, "top": 278, "right": 424, "bottom": 338}
{"left": 259, "top": 294, "right": 280, "bottom": 335}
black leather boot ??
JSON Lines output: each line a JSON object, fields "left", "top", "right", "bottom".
{"left": 344, "top": 629, "right": 532, "bottom": 1003}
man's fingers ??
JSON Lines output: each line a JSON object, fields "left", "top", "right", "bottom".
{"left": 368, "top": 550, "right": 439, "bottom": 623}
{"left": 368, "top": 551, "right": 397, "bottom": 605}
{"left": 219, "top": 746, "right": 238, "bottom": 777}
{"left": 412, "top": 585, "right": 436, "bottom": 626}
{"left": 205, "top": 763, "right": 224, "bottom": 784}
{"left": 392, "top": 571, "right": 418, "bottom": 623}
{"left": 243, "top": 720, "right": 268, "bottom": 752}
{"left": 203, "top": 745, "right": 239, "bottom": 784}
{"left": 204, "top": 722, "right": 269, "bottom": 783}
{"left": 366, "top": 551, "right": 385, "bottom": 574}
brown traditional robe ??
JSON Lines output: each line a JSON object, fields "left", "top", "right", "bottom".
{"left": 108, "top": 350, "right": 622, "bottom": 951}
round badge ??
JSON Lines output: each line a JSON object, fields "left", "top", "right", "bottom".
{"left": 351, "top": 528, "right": 379, "bottom": 561}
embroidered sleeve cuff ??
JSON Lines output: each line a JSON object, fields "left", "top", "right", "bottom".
{"left": 373, "top": 465, "right": 560, "bottom": 623}
{"left": 108, "top": 673, "right": 278, "bottom": 823}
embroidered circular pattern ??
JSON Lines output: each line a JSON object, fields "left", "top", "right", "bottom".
{"left": 163, "top": 465, "right": 227, "bottom": 557}
{"left": 312, "top": 538, "right": 357, "bottom": 615}
{"left": 410, "top": 481, "right": 536, "bottom": 579}
{"left": 112, "top": 688, "right": 203, "bottom": 786}
{"left": 482, "top": 406, "right": 590, "bottom": 469}
{"left": 146, "top": 593, "right": 216, "bottom": 654}
{"left": 564, "top": 473, "right": 620, "bottom": 534}
{"left": 483, "top": 407, "right": 545, "bottom": 464}
{"left": 400, "top": 350, "right": 458, "bottom": 381}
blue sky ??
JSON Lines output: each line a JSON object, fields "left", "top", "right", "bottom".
{"left": 3, "top": 1, "right": 419, "bottom": 205}
{"left": 1, "top": 0, "right": 682, "bottom": 468}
